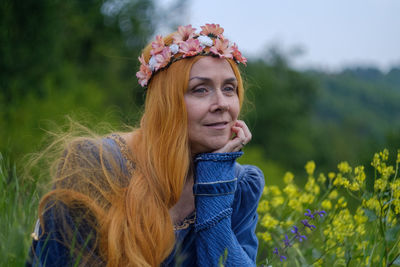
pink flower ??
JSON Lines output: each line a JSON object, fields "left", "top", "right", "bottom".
{"left": 173, "top": 25, "right": 197, "bottom": 43}
{"left": 209, "top": 38, "right": 233, "bottom": 59}
{"left": 200, "top": 23, "right": 224, "bottom": 38}
{"left": 179, "top": 39, "right": 203, "bottom": 58}
{"left": 136, "top": 55, "right": 152, "bottom": 87}
{"left": 151, "top": 35, "right": 165, "bottom": 55}
{"left": 138, "top": 54, "right": 147, "bottom": 66}
{"left": 232, "top": 43, "right": 247, "bottom": 65}
{"left": 153, "top": 47, "right": 172, "bottom": 70}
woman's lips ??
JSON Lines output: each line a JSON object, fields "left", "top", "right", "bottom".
{"left": 204, "top": 121, "right": 228, "bottom": 130}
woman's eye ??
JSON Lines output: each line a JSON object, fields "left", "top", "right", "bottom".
{"left": 193, "top": 87, "right": 208, "bottom": 94}
{"left": 223, "top": 86, "right": 236, "bottom": 93}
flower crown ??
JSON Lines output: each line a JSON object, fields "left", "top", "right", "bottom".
{"left": 136, "top": 23, "right": 247, "bottom": 87}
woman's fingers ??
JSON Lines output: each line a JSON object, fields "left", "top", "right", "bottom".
{"left": 235, "top": 120, "right": 252, "bottom": 145}
{"left": 213, "top": 120, "right": 252, "bottom": 153}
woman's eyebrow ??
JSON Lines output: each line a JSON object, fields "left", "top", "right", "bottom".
{"left": 189, "top": 76, "right": 237, "bottom": 83}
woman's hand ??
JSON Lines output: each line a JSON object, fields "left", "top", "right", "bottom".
{"left": 213, "top": 120, "right": 252, "bottom": 153}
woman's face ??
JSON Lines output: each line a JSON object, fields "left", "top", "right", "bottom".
{"left": 185, "top": 57, "right": 240, "bottom": 155}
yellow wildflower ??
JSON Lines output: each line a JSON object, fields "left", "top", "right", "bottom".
{"left": 331, "top": 209, "right": 354, "bottom": 242}
{"left": 257, "top": 231, "right": 272, "bottom": 242}
{"left": 326, "top": 239, "right": 336, "bottom": 250}
{"left": 260, "top": 213, "right": 279, "bottom": 229}
{"left": 336, "top": 247, "right": 345, "bottom": 258}
{"left": 257, "top": 200, "right": 270, "bottom": 213}
{"left": 269, "top": 185, "right": 282, "bottom": 196}
{"left": 393, "top": 199, "right": 400, "bottom": 215}
{"left": 371, "top": 153, "right": 381, "bottom": 170}
{"left": 374, "top": 178, "right": 387, "bottom": 192}
{"left": 349, "top": 181, "right": 360, "bottom": 191}
{"left": 338, "top": 161, "right": 352, "bottom": 173}
{"left": 380, "top": 149, "right": 389, "bottom": 161}
{"left": 313, "top": 258, "right": 323, "bottom": 267}
{"left": 317, "top": 173, "right": 326, "bottom": 184}
{"left": 321, "top": 199, "right": 332, "bottom": 210}
{"left": 288, "top": 198, "right": 302, "bottom": 211}
{"left": 355, "top": 224, "right": 366, "bottom": 235}
{"left": 336, "top": 196, "right": 347, "bottom": 208}
{"left": 354, "top": 166, "right": 366, "bottom": 185}
{"left": 391, "top": 180, "right": 400, "bottom": 199}
{"left": 356, "top": 241, "right": 368, "bottom": 251}
{"left": 283, "top": 171, "right": 294, "bottom": 184}
{"left": 333, "top": 174, "right": 350, "bottom": 188}
{"left": 283, "top": 184, "right": 298, "bottom": 198}
{"left": 299, "top": 193, "right": 315, "bottom": 204}
{"left": 397, "top": 149, "right": 400, "bottom": 164}
{"left": 328, "top": 190, "right": 338, "bottom": 200}
{"left": 328, "top": 172, "right": 336, "bottom": 180}
{"left": 282, "top": 219, "right": 294, "bottom": 228}
{"left": 306, "top": 177, "right": 321, "bottom": 195}
{"left": 305, "top": 160, "right": 316, "bottom": 176}
{"left": 381, "top": 165, "right": 395, "bottom": 179}
{"left": 363, "top": 197, "right": 380, "bottom": 214}
{"left": 305, "top": 177, "right": 315, "bottom": 192}
{"left": 354, "top": 207, "right": 368, "bottom": 224}
{"left": 271, "top": 196, "right": 284, "bottom": 208}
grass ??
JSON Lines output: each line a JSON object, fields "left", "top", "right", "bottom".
{"left": 0, "top": 153, "right": 40, "bottom": 266}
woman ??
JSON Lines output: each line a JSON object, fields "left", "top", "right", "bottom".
{"left": 28, "top": 23, "right": 264, "bottom": 266}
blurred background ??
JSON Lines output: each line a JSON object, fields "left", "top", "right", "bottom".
{"left": 1, "top": 0, "right": 400, "bottom": 180}
{"left": 1, "top": 0, "right": 400, "bottom": 264}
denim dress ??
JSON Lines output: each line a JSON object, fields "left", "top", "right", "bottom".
{"left": 27, "top": 135, "right": 264, "bottom": 266}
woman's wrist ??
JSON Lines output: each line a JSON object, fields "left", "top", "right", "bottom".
{"left": 194, "top": 151, "right": 243, "bottom": 184}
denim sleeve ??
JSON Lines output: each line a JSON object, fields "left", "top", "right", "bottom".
{"left": 193, "top": 152, "right": 264, "bottom": 266}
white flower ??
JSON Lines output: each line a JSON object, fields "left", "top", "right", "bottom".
{"left": 198, "top": 35, "right": 213, "bottom": 47}
{"left": 169, "top": 44, "right": 179, "bottom": 55}
{"left": 148, "top": 56, "right": 157, "bottom": 71}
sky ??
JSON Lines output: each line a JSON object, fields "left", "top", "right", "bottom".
{"left": 160, "top": 0, "right": 400, "bottom": 72}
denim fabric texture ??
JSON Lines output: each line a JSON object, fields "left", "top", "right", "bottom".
{"left": 27, "top": 137, "right": 265, "bottom": 267}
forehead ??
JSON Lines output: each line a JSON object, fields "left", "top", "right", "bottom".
{"left": 189, "top": 57, "right": 235, "bottom": 80}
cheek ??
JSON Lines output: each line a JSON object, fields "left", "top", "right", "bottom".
{"left": 185, "top": 98, "right": 203, "bottom": 127}
{"left": 230, "top": 98, "right": 240, "bottom": 120}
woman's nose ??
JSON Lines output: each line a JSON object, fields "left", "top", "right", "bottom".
{"left": 210, "top": 89, "right": 229, "bottom": 112}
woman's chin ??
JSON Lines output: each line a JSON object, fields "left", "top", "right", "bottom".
{"left": 191, "top": 140, "right": 230, "bottom": 155}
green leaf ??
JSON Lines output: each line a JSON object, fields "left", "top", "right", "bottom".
{"left": 363, "top": 208, "right": 378, "bottom": 222}
{"left": 385, "top": 225, "right": 400, "bottom": 242}
{"left": 312, "top": 248, "right": 322, "bottom": 259}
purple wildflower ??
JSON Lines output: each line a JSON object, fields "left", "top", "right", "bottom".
{"left": 272, "top": 247, "right": 287, "bottom": 262}
{"left": 291, "top": 226, "right": 307, "bottom": 242}
{"left": 301, "top": 219, "right": 316, "bottom": 230}
{"left": 304, "top": 209, "right": 315, "bottom": 219}
{"left": 283, "top": 234, "right": 291, "bottom": 248}
{"left": 314, "top": 210, "right": 326, "bottom": 217}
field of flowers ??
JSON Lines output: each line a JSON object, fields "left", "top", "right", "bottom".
{"left": 256, "top": 149, "right": 400, "bottom": 266}
{"left": 1, "top": 150, "right": 400, "bottom": 266}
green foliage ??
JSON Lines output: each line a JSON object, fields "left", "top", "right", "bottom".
{"left": 0, "top": 0, "right": 158, "bottom": 161}
{"left": 307, "top": 67, "right": 400, "bottom": 169}
{"left": 238, "top": 146, "right": 286, "bottom": 187}
{"left": 243, "top": 56, "right": 318, "bottom": 173}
